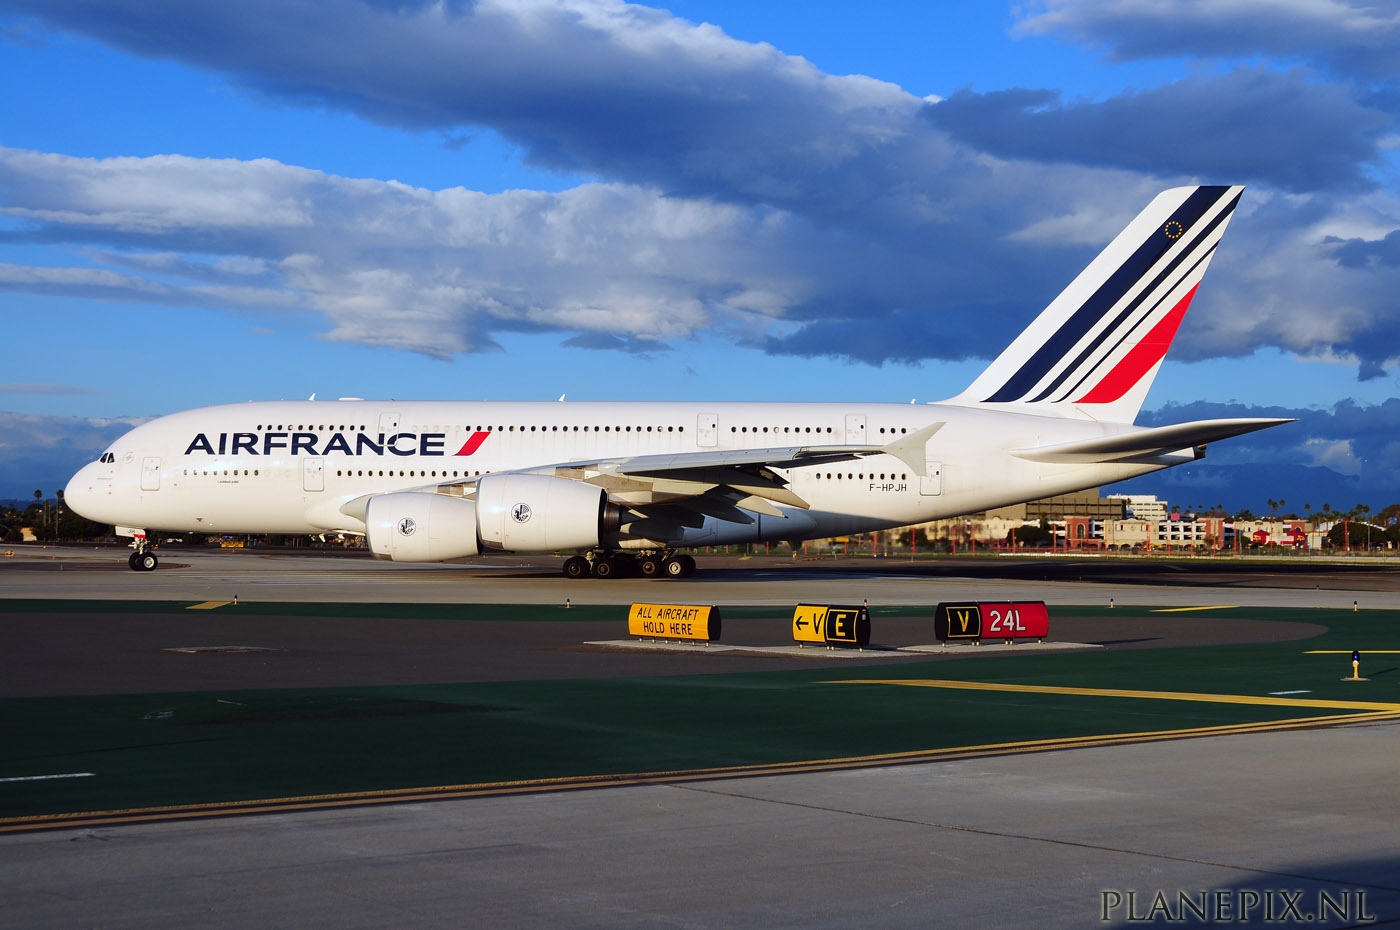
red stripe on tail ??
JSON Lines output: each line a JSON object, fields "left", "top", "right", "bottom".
{"left": 1075, "top": 285, "right": 1198, "bottom": 405}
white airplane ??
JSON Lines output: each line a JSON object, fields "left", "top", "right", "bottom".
{"left": 66, "top": 185, "right": 1288, "bottom": 578}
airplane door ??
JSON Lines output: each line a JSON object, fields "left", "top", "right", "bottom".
{"left": 140, "top": 457, "right": 161, "bottom": 491}
{"left": 697, "top": 413, "right": 718, "bottom": 447}
{"left": 920, "top": 458, "right": 943, "bottom": 496}
{"left": 379, "top": 411, "right": 400, "bottom": 433}
{"left": 844, "top": 414, "right": 867, "bottom": 445}
{"left": 303, "top": 457, "right": 325, "bottom": 492}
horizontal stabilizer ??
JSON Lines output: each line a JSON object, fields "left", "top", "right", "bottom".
{"left": 1011, "top": 418, "right": 1292, "bottom": 465}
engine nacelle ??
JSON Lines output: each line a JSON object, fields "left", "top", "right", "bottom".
{"left": 476, "top": 473, "right": 609, "bottom": 552}
{"left": 365, "top": 492, "right": 480, "bottom": 562}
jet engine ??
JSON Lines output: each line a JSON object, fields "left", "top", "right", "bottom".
{"left": 475, "top": 473, "right": 614, "bottom": 552}
{"left": 364, "top": 475, "right": 618, "bottom": 562}
{"left": 365, "top": 492, "right": 480, "bottom": 562}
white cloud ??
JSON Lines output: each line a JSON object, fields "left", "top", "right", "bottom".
{"left": 2, "top": 1, "right": 1400, "bottom": 375}
{"left": 1302, "top": 436, "right": 1362, "bottom": 475}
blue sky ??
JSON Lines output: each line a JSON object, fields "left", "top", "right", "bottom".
{"left": 3, "top": 0, "right": 1400, "bottom": 512}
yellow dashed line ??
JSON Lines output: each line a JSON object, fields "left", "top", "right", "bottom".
{"left": 831, "top": 679, "right": 1400, "bottom": 712}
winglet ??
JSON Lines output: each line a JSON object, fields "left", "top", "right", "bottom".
{"left": 881, "top": 422, "right": 944, "bottom": 477}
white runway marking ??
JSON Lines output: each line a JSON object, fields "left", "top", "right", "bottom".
{"left": 0, "top": 773, "right": 95, "bottom": 783}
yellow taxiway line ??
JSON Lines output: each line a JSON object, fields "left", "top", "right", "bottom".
{"left": 186, "top": 601, "right": 233, "bottom": 610}
{"left": 831, "top": 679, "right": 1400, "bottom": 713}
{"left": 1306, "top": 650, "right": 1400, "bottom": 654}
{"left": 1148, "top": 606, "right": 1239, "bottom": 613}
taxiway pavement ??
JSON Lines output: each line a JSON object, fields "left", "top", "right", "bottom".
{"left": 1, "top": 547, "right": 1396, "bottom": 928}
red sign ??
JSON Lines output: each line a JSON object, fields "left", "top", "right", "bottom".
{"left": 979, "top": 602, "right": 1050, "bottom": 640}
{"left": 933, "top": 601, "right": 1050, "bottom": 641}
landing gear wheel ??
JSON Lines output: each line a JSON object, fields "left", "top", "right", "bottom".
{"left": 638, "top": 556, "right": 661, "bottom": 578}
{"left": 662, "top": 556, "right": 686, "bottom": 579}
{"left": 562, "top": 556, "right": 589, "bottom": 579}
{"left": 592, "top": 558, "right": 617, "bottom": 579}
{"left": 677, "top": 554, "right": 696, "bottom": 577}
{"left": 135, "top": 552, "right": 158, "bottom": 572}
{"left": 128, "top": 552, "right": 140, "bottom": 571}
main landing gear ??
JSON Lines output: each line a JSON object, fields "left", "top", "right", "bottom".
{"left": 562, "top": 550, "right": 696, "bottom": 580}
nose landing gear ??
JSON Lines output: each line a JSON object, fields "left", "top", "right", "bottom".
{"left": 127, "top": 533, "right": 158, "bottom": 571}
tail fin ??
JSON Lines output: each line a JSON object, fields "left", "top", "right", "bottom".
{"left": 953, "top": 185, "right": 1244, "bottom": 423}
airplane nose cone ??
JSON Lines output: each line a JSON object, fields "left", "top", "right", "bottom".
{"left": 64, "top": 463, "right": 103, "bottom": 522}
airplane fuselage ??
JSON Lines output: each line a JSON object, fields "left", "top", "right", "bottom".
{"left": 66, "top": 398, "right": 1167, "bottom": 548}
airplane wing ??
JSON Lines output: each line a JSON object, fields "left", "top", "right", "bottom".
{"left": 616, "top": 421, "right": 944, "bottom": 478}
{"left": 1011, "top": 417, "right": 1292, "bottom": 465}
{"left": 564, "top": 421, "right": 946, "bottom": 523}
{"left": 374, "top": 421, "right": 946, "bottom": 526}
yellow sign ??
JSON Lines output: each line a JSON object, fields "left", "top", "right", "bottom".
{"left": 792, "top": 604, "right": 829, "bottom": 644}
{"left": 628, "top": 603, "right": 721, "bottom": 642}
{"left": 792, "top": 604, "right": 871, "bottom": 647}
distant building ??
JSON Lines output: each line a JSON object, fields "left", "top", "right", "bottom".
{"left": 1106, "top": 494, "right": 1168, "bottom": 522}
{"left": 1235, "top": 519, "right": 1310, "bottom": 550}
{"left": 987, "top": 488, "right": 1125, "bottom": 522}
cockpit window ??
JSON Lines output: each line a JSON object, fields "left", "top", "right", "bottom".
{"left": 99, "top": 452, "right": 116, "bottom": 464}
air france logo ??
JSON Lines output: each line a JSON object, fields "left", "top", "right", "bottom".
{"left": 512, "top": 502, "right": 532, "bottom": 524}
{"left": 183, "top": 428, "right": 492, "bottom": 457}
{"left": 397, "top": 517, "right": 417, "bottom": 537}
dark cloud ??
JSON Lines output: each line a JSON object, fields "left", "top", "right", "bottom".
{"left": 1016, "top": 0, "right": 1400, "bottom": 86}
{"left": 560, "top": 332, "right": 670, "bottom": 355}
{"left": 764, "top": 302, "right": 1021, "bottom": 366}
{"left": 0, "top": 411, "right": 146, "bottom": 500}
{"left": 1118, "top": 398, "right": 1400, "bottom": 512}
{"left": 1331, "top": 229, "right": 1400, "bottom": 269}
{"left": 925, "top": 70, "right": 1392, "bottom": 193}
